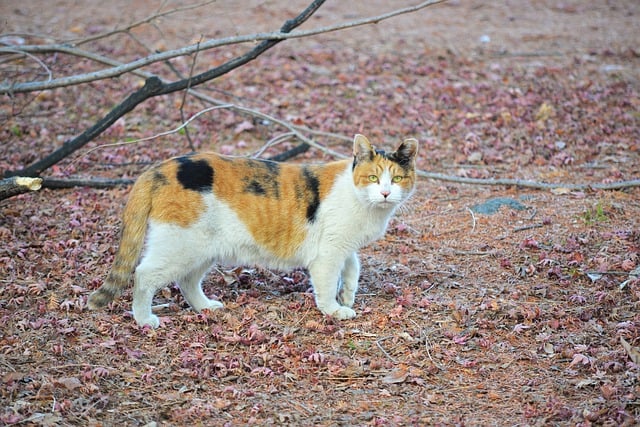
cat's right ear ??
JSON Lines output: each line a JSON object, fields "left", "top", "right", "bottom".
{"left": 353, "top": 134, "right": 374, "bottom": 164}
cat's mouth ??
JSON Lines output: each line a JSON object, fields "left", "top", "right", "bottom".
{"left": 376, "top": 198, "right": 396, "bottom": 208}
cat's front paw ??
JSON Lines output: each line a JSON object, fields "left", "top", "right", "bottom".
{"left": 196, "top": 300, "right": 224, "bottom": 312}
{"left": 135, "top": 313, "right": 160, "bottom": 329}
{"left": 331, "top": 306, "right": 357, "bottom": 320}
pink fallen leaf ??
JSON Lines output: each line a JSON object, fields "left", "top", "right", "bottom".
{"left": 307, "top": 352, "right": 327, "bottom": 365}
{"left": 92, "top": 367, "right": 110, "bottom": 378}
{"left": 233, "top": 120, "right": 254, "bottom": 134}
{"left": 569, "top": 353, "right": 591, "bottom": 368}
{"left": 452, "top": 334, "right": 469, "bottom": 345}
{"left": 240, "top": 323, "right": 267, "bottom": 345}
{"left": 513, "top": 323, "right": 531, "bottom": 334}
{"left": 621, "top": 259, "right": 636, "bottom": 272}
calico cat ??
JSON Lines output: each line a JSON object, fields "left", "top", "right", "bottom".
{"left": 87, "top": 134, "right": 418, "bottom": 328}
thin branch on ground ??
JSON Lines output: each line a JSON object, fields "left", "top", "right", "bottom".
{"left": 376, "top": 337, "right": 399, "bottom": 363}
{"left": 514, "top": 224, "right": 544, "bottom": 232}
{"left": 252, "top": 132, "right": 296, "bottom": 159}
{"left": 71, "top": 101, "right": 336, "bottom": 165}
{"left": 0, "top": 0, "right": 446, "bottom": 94}
{"left": 77, "top": 104, "right": 233, "bottom": 157}
{"left": 466, "top": 207, "right": 477, "bottom": 232}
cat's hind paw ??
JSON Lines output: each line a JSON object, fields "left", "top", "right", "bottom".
{"left": 331, "top": 306, "right": 357, "bottom": 320}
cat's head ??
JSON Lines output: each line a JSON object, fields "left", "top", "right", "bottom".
{"left": 351, "top": 134, "right": 418, "bottom": 208}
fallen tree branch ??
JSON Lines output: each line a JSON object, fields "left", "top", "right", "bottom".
{"left": 0, "top": 0, "right": 446, "bottom": 94}
{"left": 42, "top": 177, "right": 134, "bottom": 189}
{"left": 0, "top": 176, "right": 43, "bottom": 199}
{"left": 268, "top": 142, "right": 311, "bottom": 162}
{"left": 417, "top": 171, "right": 640, "bottom": 191}
{"left": 3, "top": 0, "right": 327, "bottom": 179}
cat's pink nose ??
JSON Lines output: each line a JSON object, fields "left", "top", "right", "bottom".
{"left": 380, "top": 190, "right": 390, "bottom": 198}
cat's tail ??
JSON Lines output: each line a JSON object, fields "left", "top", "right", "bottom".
{"left": 87, "top": 171, "right": 154, "bottom": 310}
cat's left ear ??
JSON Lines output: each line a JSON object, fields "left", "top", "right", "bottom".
{"left": 395, "top": 138, "right": 419, "bottom": 166}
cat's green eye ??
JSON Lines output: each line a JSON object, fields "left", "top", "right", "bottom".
{"left": 368, "top": 175, "right": 379, "bottom": 183}
{"left": 392, "top": 176, "right": 404, "bottom": 183}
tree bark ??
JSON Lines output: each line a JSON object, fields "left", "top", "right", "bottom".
{"left": 42, "top": 177, "right": 134, "bottom": 189}
{"left": 0, "top": 177, "right": 43, "bottom": 200}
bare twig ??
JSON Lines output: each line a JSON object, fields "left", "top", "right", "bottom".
{"left": 178, "top": 39, "right": 203, "bottom": 152}
{"left": 79, "top": 104, "right": 233, "bottom": 156}
{"left": 376, "top": 337, "right": 399, "bottom": 363}
{"left": 252, "top": 132, "right": 296, "bottom": 158}
{"left": 409, "top": 318, "right": 441, "bottom": 368}
{"left": 466, "top": 207, "right": 477, "bottom": 232}
{"left": 513, "top": 224, "right": 544, "bottom": 232}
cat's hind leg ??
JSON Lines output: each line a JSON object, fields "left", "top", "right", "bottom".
{"left": 132, "top": 259, "right": 171, "bottom": 328}
{"left": 338, "top": 252, "right": 360, "bottom": 308}
{"left": 131, "top": 224, "right": 202, "bottom": 328}
{"left": 178, "top": 262, "right": 223, "bottom": 312}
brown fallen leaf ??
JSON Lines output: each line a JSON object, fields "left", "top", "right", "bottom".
{"left": 53, "top": 376, "right": 82, "bottom": 391}
{"left": 381, "top": 364, "right": 410, "bottom": 384}
{"left": 620, "top": 337, "right": 640, "bottom": 364}
{"left": 3, "top": 371, "right": 26, "bottom": 384}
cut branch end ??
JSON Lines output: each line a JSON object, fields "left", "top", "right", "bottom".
{"left": 0, "top": 176, "right": 43, "bottom": 200}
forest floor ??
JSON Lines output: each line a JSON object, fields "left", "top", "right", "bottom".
{"left": 1, "top": 0, "right": 640, "bottom": 425}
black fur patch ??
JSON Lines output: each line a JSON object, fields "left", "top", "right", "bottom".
{"left": 245, "top": 180, "right": 266, "bottom": 195}
{"left": 176, "top": 156, "right": 214, "bottom": 192}
{"left": 387, "top": 151, "right": 413, "bottom": 169}
{"left": 242, "top": 159, "right": 280, "bottom": 197}
{"left": 151, "top": 170, "right": 169, "bottom": 193}
{"left": 302, "top": 168, "right": 320, "bottom": 222}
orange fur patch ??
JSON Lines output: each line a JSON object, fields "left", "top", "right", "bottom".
{"left": 148, "top": 160, "right": 206, "bottom": 227}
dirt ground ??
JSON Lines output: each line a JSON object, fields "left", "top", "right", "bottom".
{"left": 1, "top": 1, "right": 639, "bottom": 425}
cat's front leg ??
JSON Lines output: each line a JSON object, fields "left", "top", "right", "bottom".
{"left": 309, "top": 258, "right": 356, "bottom": 320}
{"left": 338, "top": 252, "right": 360, "bottom": 308}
